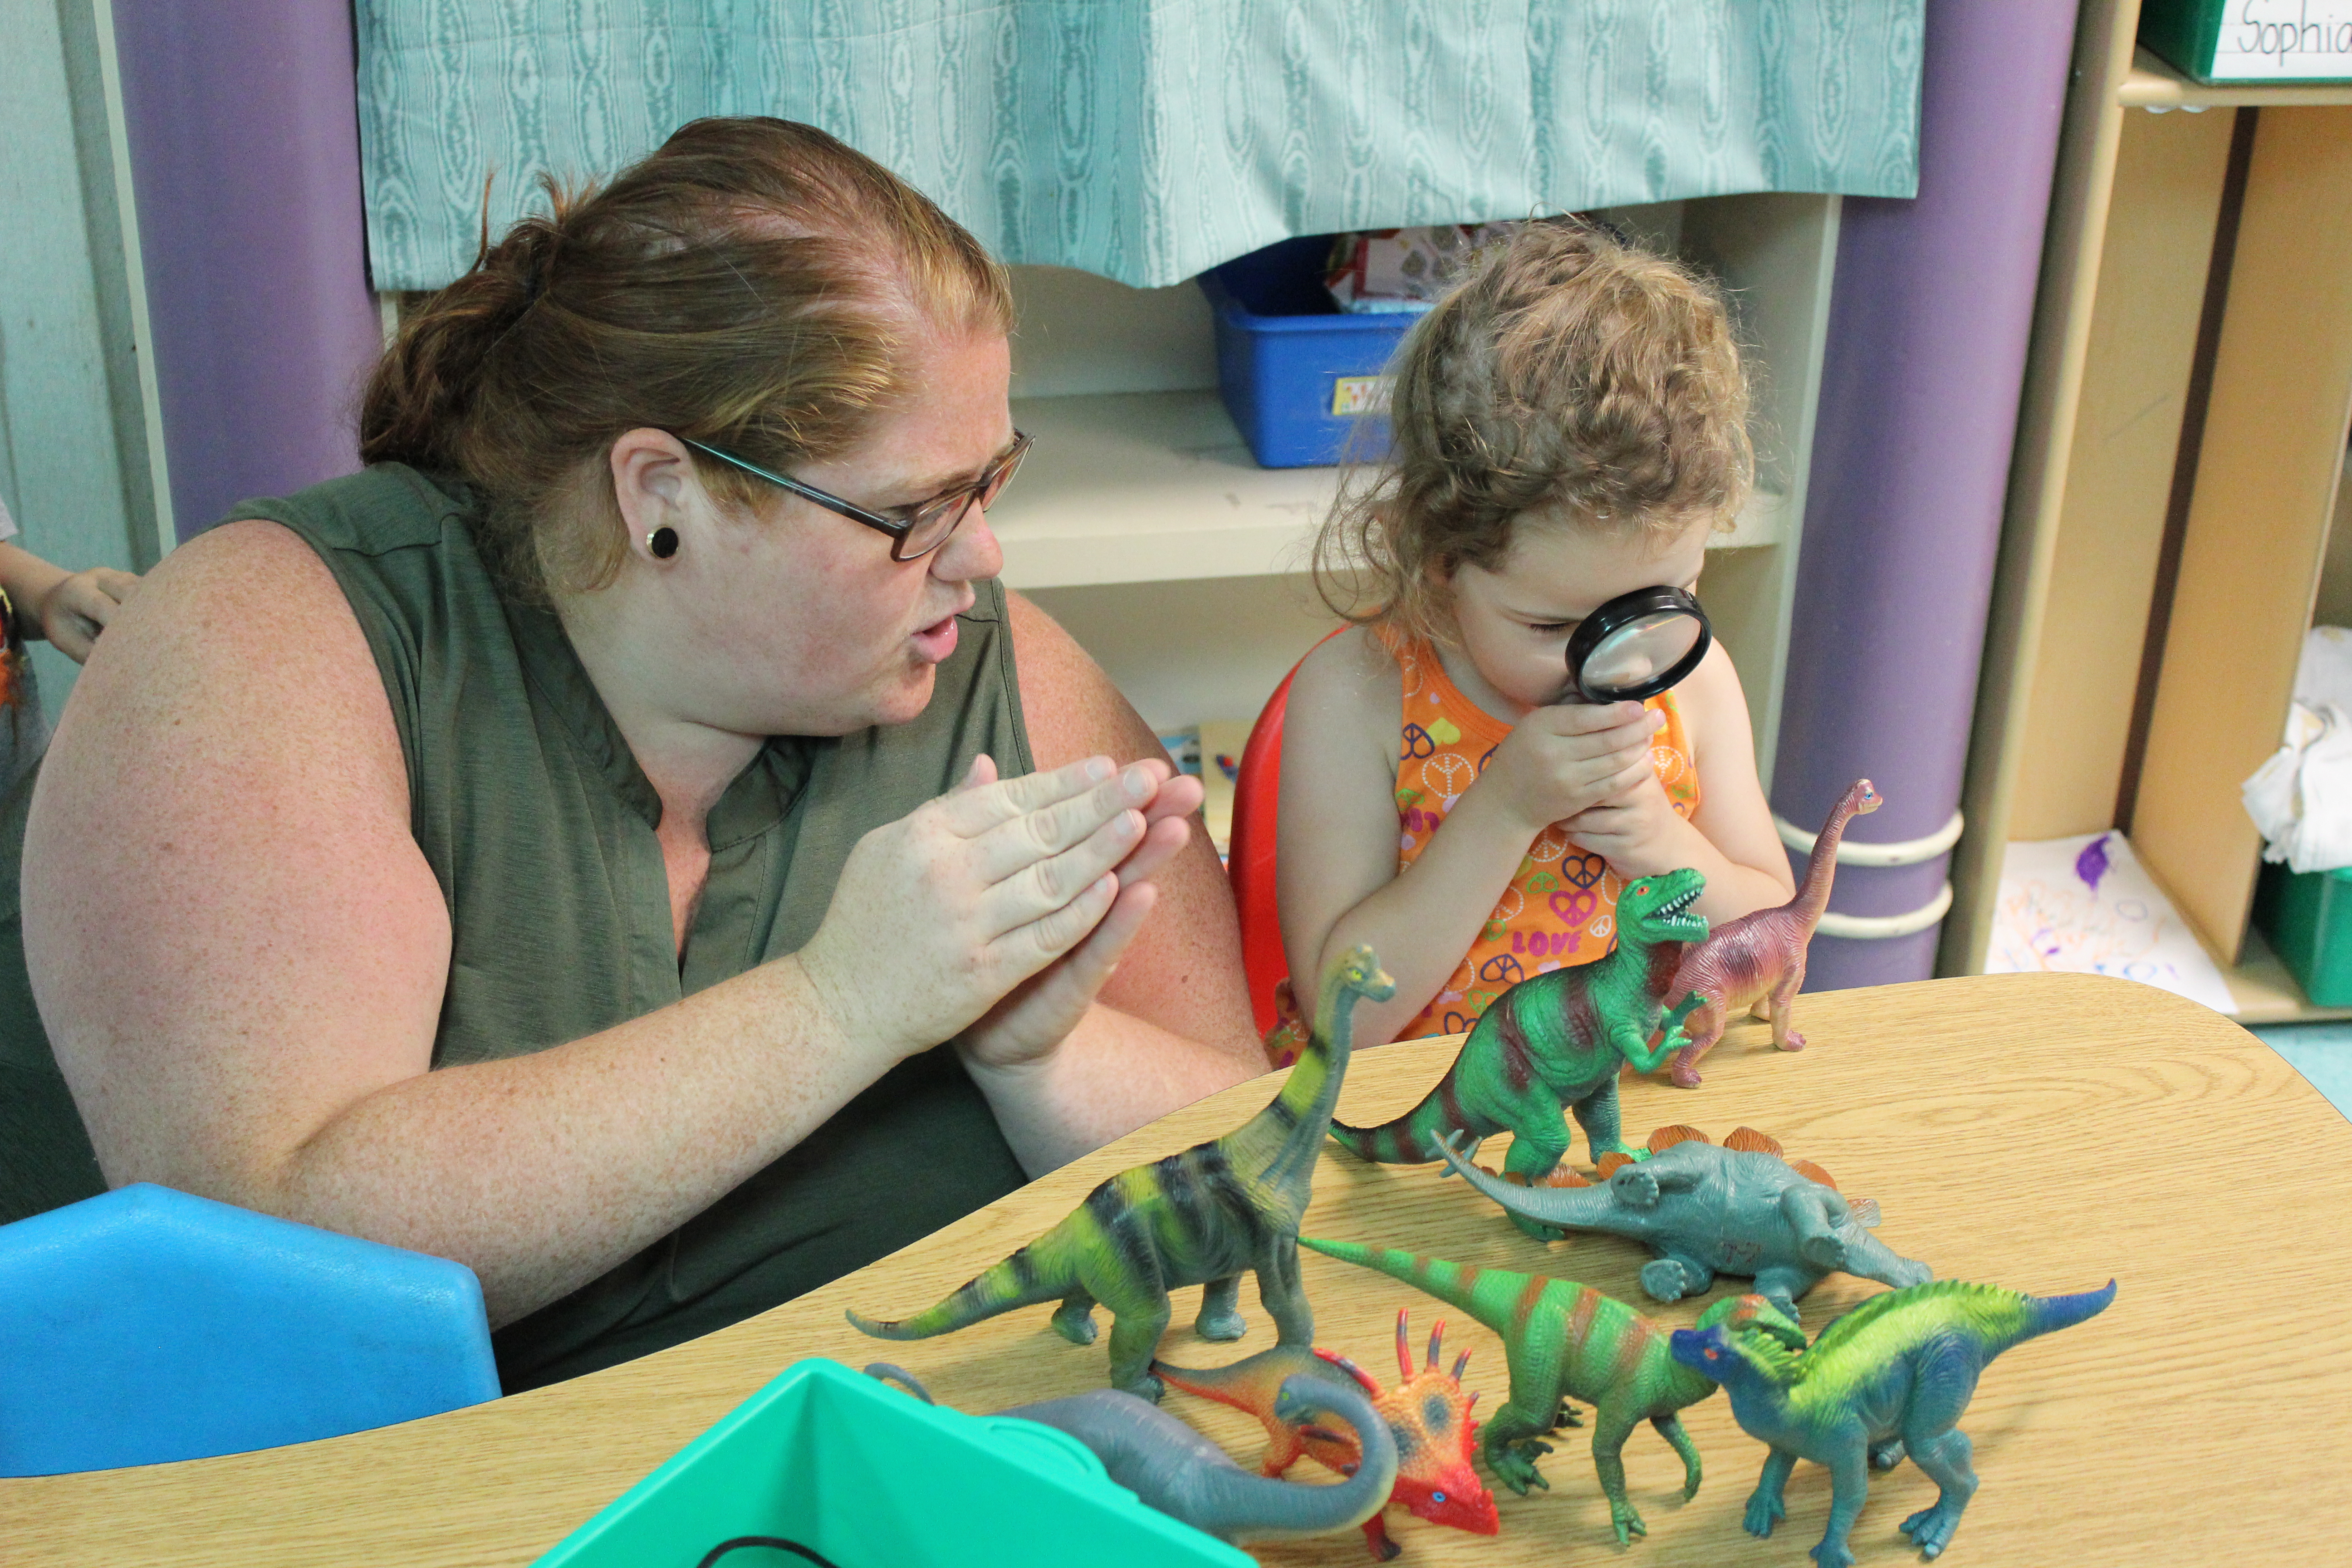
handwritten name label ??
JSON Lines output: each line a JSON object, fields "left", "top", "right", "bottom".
{"left": 2210, "top": 0, "right": 2352, "bottom": 80}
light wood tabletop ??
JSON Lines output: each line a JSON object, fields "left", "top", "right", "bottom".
{"left": 4, "top": 973, "right": 2345, "bottom": 1566}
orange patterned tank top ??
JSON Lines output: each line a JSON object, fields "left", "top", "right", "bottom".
{"left": 1264, "top": 631, "right": 1700, "bottom": 1064}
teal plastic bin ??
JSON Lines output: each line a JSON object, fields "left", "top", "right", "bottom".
{"left": 532, "top": 1358, "right": 1252, "bottom": 1568}
{"left": 2254, "top": 861, "right": 2352, "bottom": 1006}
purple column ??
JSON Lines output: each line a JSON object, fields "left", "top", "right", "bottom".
{"left": 110, "top": 0, "right": 382, "bottom": 539}
{"left": 1771, "top": 1, "right": 2080, "bottom": 990}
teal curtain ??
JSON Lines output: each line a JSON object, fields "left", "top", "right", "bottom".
{"left": 356, "top": 1, "right": 1923, "bottom": 292}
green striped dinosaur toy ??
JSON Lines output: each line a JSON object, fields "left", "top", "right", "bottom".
{"left": 1300, "top": 1237, "right": 1774, "bottom": 1545}
{"left": 848, "top": 946, "right": 1396, "bottom": 1398}
{"left": 1328, "top": 869, "right": 1707, "bottom": 1239}
{"left": 1671, "top": 1278, "right": 2117, "bottom": 1568}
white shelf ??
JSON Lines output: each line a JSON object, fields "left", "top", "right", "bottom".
{"left": 990, "top": 391, "right": 1336, "bottom": 588}
{"left": 2118, "top": 45, "right": 2352, "bottom": 109}
{"left": 991, "top": 388, "right": 1788, "bottom": 591}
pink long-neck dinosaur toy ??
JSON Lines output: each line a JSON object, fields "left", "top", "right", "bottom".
{"left": 1663, "top": 778, "right": 1882, "bottom": 1088}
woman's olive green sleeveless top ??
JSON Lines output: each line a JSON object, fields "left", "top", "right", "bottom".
{"left": 0, "top": 464, "right": 1033, "bottom": 1391}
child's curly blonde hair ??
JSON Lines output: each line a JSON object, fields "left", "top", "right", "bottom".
{"left": 1312, "top": 220, "right": 1753, "bottom": 642}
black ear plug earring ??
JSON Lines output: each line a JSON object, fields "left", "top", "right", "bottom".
{"left": 648, "top": 525, "right": 679, "bottom": 560}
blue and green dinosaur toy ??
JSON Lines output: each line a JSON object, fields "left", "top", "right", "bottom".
{"left": 1671, "top": 1278, "right": 2117, "bottom": 1567}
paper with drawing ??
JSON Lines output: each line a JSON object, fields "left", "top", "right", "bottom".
{"left": 1986, "top": 832, "right": 2237, "bottom": 1014}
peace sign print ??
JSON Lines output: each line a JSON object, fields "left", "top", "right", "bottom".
{"left": 1421, "top": 750, "right": 1477, "bottom": 804}
{"left": 1478, "top": 954, "right": 1525, "bottom": 987}
{"left": 1561, "top": 851, "right": 1607, "bottom": 890}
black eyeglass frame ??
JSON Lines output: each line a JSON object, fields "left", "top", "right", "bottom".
{"left": 680, "top": 431, "right": 1032, "bottom": 562}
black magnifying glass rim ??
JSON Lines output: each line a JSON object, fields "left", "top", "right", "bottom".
{"left": 1562, "top": 585, "right": 1714, "bottom": 703}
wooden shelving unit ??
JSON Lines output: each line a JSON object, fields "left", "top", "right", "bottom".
{"left": 1953, "top": 0, "right": 2352, "bottom": 1023}
{"left": 2222, "top": 926, "right": 2352, "bottom": 1025}
{"left": 998, "top": 191, "right": 1841, "bottom": 772}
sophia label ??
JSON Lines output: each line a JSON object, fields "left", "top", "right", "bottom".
{"left": 2212, "top": 0, "right": 2352, "bottom": 79}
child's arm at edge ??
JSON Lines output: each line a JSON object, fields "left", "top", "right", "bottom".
{"left": 0, "top": 542, "right": 142, "bottom": 664}
{"left": 0, "top": 544, "right": 68, "bottom": 634}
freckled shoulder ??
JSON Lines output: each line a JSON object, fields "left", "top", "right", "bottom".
{"left": 1003, "top": 588, "right": 1167, "bottom": 772}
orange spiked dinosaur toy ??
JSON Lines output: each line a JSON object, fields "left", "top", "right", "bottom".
{"left": 1154, "top": 1310, "right": 1500, "bottom": 1561}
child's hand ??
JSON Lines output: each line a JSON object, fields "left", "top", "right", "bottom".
{"left": 37, "top": 567, "right": 140, "bottom": 663}
{"left": 1559, "top": 770, "right": 1695, "bottom": 877}
{"left": 1472, "top": 699, "right": 1663, "bottom": 837}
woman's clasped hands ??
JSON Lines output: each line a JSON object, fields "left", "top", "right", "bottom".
{"left": 796, "top": 753, "right": 1202, "bottom": 1073}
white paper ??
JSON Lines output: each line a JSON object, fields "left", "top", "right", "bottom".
{"left": 1984, "top": 832, "right": 2237, "bottom": 1014}
{"left": 2204, "top": 2, "right": 2352, "bottom": 81}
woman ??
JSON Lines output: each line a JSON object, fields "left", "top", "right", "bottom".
{"left": 4, "top": 119, "right": 1264, "bottom": 1390}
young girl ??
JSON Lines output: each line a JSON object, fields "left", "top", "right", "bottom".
{"left": 1269, "top": 222, "right": 1793, "bottom": 1058}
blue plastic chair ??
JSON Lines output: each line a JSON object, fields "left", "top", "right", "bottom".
{"left": 0, "top": 1182, "right": 500, "bottom": 1475}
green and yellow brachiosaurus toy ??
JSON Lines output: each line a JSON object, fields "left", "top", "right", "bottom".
{"left": 849, "top": 946, "right": 1396, "bottom": 1398}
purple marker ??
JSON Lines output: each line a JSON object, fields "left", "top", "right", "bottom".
{"left": 2075, "top": 834, "right": 2112, "bottom": 894}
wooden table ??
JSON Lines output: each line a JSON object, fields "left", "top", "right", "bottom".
{"left": 5, "top": 973, "right": 2346, "bottom": 1565}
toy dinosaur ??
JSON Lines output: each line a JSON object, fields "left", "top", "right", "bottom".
{"left": 849, "top": 946, "right": 1396, "bottom": 1397}
{"left": 1671, "top": 1278, "right": 2117, "bottom": 1568}
{"left": 864, "top": 1363, "right": 1399, "bottom": 1548}
{"left": 1663, "top": 778, "right": 1881, "bottom": 1088}
{"left": 1328, "top": 870, "right": 1707, "bottom": 1236}
{"left": 1299, "top": 1238, "right": 1774, "bottom": 1545}
{"left": 1154, "top": 1311, "right": 1500, "bottom": 1560}
{"left": 1440, "top": 1122, "right": 1932, "bottom": 1319}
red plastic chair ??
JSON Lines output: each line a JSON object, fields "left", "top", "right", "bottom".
{"left": 1229, "top": 662, "right": 1302, "bottom": 1037}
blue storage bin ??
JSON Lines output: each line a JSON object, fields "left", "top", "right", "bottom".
{"left": 1199, "top": 235, "right": 1419, "bottom": 468}
{"left": 0, "top": 1182, "right": 499, "bottom": 1476}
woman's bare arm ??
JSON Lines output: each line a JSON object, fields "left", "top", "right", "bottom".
{"left": 955, "top": 593, "right": 1267, "bottom": 1175}
{"left": 24, "top": 522, "right": 1157, "bottom": 1324}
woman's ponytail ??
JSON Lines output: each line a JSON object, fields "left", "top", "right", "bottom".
{"left": 359, "top": 187, "right": 571, "bottom": 471}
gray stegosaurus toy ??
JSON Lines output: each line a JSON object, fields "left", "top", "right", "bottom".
{"left": 1440, "top": 1123, "right": 1931, "bottom": 1318}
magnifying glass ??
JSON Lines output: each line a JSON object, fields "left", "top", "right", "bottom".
{"left": 1561, "top": 586, "right": 1713, "bottom": 704}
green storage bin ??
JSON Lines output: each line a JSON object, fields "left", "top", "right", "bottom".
{"left": 2140, "top": 0, "right": 2352, "bottom": 85}
{"left": 2254, "top": 861, "right": 2352, "bottom": 1006}
{"left": 531, "top": 1357, "right": 1252, "bottom": 1568}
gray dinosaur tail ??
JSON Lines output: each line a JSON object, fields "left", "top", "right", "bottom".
{"left": 1234, "top": 1374, "right": 1399, "bottom": 1543}
{"left": 862, "top": 1363, "right": 937, "bottom": 1403}
{"left": 2021, "top": 1279, "right": 2117, "bottom": 1343}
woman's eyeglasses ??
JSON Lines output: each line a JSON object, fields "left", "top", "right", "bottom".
{"left": 681, "top": 431, "right": 1032, "bottom": 562}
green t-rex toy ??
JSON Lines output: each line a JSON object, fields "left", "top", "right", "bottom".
{"left": 1300, "top": 1236, "right": 1769, "bottom": 1546}
{"left": 848, "top": 946, "right": 1396, "bottom": 1398}
{"left": 1328, "top": 869, "right": 1707, "bottom": 1235}
{"left": 1670, "top": 1277, "right": 2118, "bottom": 1568}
